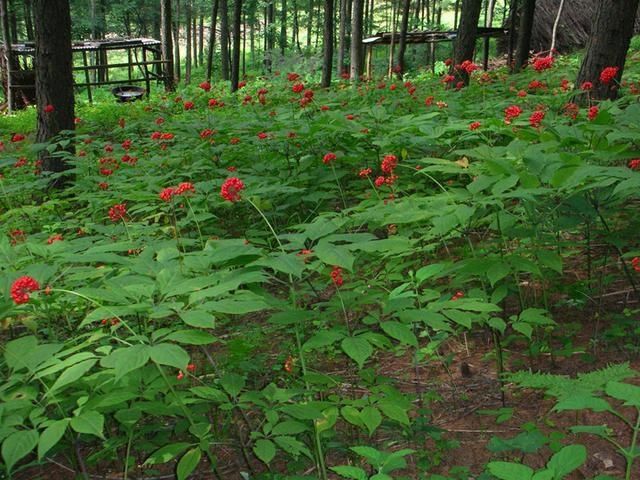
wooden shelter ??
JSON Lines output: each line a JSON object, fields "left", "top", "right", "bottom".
{"left": 362, "top": 27, "right": 509, "bottom": 77}
{"left": 2, "top": 37, "right": 169, "bottom": 111}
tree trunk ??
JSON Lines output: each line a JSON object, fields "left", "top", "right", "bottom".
{"left": 24, "top": 0, "right": 34, "bottom": 40}
{"left": 306, "top": 0, "right": 313, "bottom": 48}
{"left": 576, "top": 0, "right": 640, "bottom": 101}
{"left": 453, "top": 0, "right": 460, "bottom": 28}
{"left": 292, "top": 0, "right": 301, "bottom": 51}
{"left": 186, "top": 0, "right": 192, "bottom": 83}
{"left": 220, "top": 0, "right": 230, "bottom": 80}
{"left": 396, "top": 0, "right": 411, "bottom": 77}
{"left": 199, "top": 14, "right": 204, "bottom": 65}
{"left": 452, "top": 0, "right": 482, "bottom": 85}
{"left": 280, "top": 0, "right": 287, "bottom": 54}
{"left": 33, "top": 0, "right": 74, "bottom": 186}
{"left": 206, "top": 0, "right": 219, "bottom": 81}
{"left": 549, "top": 0, "right": 565, "bottom": 56}
{"left": 192, "top": 10, "right": 198, "bottom": 68}
{"left": 231, "top": 0, "right": 242, "bottom": 91}
{"left": 337, "top": 0, "right": 347, "bottom": 74}
{"left": 321, "top": 0, "right": 334, "bottom": 87}
{"left": 173, "top": 0, "right": 181, "bottom": 81}
{"left": 350, "top": 0, "right": 363, "bottom": 80}
{"left": 513, "top": 0, "right": 536, "bottom": 72}
{"left": 387, "top": 0, "right": 396, "bottom": 77}
{"left": 161, "top": 0, "right": 175, "bottom": 90}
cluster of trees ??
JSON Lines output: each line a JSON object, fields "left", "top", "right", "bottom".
{"left": 1, "top": 0, "right": 639, "bottom": 182}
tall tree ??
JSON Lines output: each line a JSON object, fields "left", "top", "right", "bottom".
{"left": 452, "top": 0, "right": 482, "bottom": 85}
{"left": 349, "top": 0, "right": 363, "bottom": 80}
{"left": 220, "top": 0, "right": 230, "bottom": 80}
{"left": 231, "top": 0, "right": 242, "bottom": 91}
{"left": 206, "top": 0, "right": 219, "bottom": 81}
{"left": 1, "top": 0, "right": 17, "bottom": 111}
{"left": 306, "top": 0, "right": 313, "bottom": 48}
{"left": 576, "top": 0, "right": 640, "bottom": 100}
{"left": 33, "top": 0, "right": 74, "bottom": 186}
{"left": 173, "top": 0, "right": 181, "bottom": 81}
{"left": 161, "top": 0, "right": 176, "bottom": 90}
{"left": 24, "top": 0, "right": 34, "bottom": 40}
{"left": 280, "top": 0, "right": 287, "bottom": 53}
{"left": 396, "top": 0, "right": 411, "bottom": 76}
{"left": 321, "top": 0, "right": 333, "bottom": 87}
{"left": 185, "top": 0, "right": 192, "bottom": 83}
{"left": 513, "top": 0, "right": 536, "bottom": 72}
{"left": 337, "top": 0, "right": 347, "bottom": 75}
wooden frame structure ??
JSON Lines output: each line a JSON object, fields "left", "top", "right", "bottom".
{"left": 3, "top": 37, "right": 169, "bottom": 111}
{"left": 362, "top": 27, "right": 509, "bottom": 78}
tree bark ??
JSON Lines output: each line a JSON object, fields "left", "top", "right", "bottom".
{"left": 24, "top": 0, "right": 34, "bottom": 40}
{"left": 199, "top": 14, "right": 204, "bottom": 65}
{"left": 452, "top": 0, "right": 482, "bottom": 85}
{"left": 280, "top": 0, "right": 287, "bottom": 54}
{"left": 513, "top": 0, "right": 536, "bottom": 72}
{"left": 549, "top": 0, "right": 565, "bottom": 56}
{"left": 161, "top": 0, "right": 175, "bottom": 90}
{"left": 33, "top": 0, "right": 74, "bottom": 186}
{"left": 396, "top": 0, "right": 411, "bottom": 77}
{"left": 337, "top": 0, "right": 347, "bottom": 75}
{"left": 306, "top": 0, "right": 313, "bottom": 48}
{"left": 576, "top": 0, "right": 640, "bottom": 101}
{"left": 186, "top": 0, "right": 192, "bottom": 83}
{"left": 231, "top": 0, "right": 242, "bottom": 91}
{"left": 173, "top": 0, "right": 181, "bottom": 81}
{"left": 321, "top": 0, "right": 334, "bottom": 87}
{"left": 206, "top": 0, "right": 219, "bottom": 81}
{"left": 220, "top": 0, "right": 230, "bottom": 80}
{"left": 349, "top": 0, "right": 363, "bottom": 80}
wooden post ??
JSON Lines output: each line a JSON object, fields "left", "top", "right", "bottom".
{"left": 142, "top": 46, "right": 151, "bottom": 97}
{"left": 365, "top": 44, "right": 372, "bottom": 79}
{"left": 1, "top": 0, "right": 15, "bottom": 112}
{"left": 82, "top": 50, "right": 93, "bottom": 103}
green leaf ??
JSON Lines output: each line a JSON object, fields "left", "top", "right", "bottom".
{"left": 46, "top": 359, "right": 97, "bottom": 397}
{"left": 360, "top": 406, "right": 382, "bottom": 436}
{"left": 179, "top": 310, "right": 215, "bottom": 328}
{"left": 1, "top": 430, "right": 39, "bottom": 473}
{"left": 554, "top": 395, "right": 611, "bottom": 412}
{"left": 100, "top": 345, "right": 150, "bottom": 381}
{"left": 70, "top": 411, "right": 105, "bottom": 439}
{"left": 38, "top": 419, "right": 69, "bottom": 460}
{"left": 536, "top": 250, "right": 563, "bottom": 274}
{"left": 177, "top": 447, "right": 201, "bottom": 480}
{"left": 271, "top": 420, "right": 308, "bottom": 436}
{"left": 254, "top": 439, "right": 276, "bottom": 464}
{"left": 165, "top": 330, "right": 217, "bottom": 345}
{"left": 149, "top": 343, "right": 189, "bottom": 370}
{"left": 487, "top": 261, "right": 511, "bottom": 286}
{"left": 487, "top": 461, "right": 534, "bottom": 480}
{"left": 605, "top": 381, "right": 640, "bottom": 407}
{"left": 315, "top": 240, "right": 355, "bottom": 271}
{"left": 330, "top": 465, "right": 367, "bottom": 480}
{"left": 547, "top": 444, "right": 586, "bottom": 477}
{"left": 280, "top": 404, "right": 323, "bottom": 420}
{"left": 341, "top": 337, "right": 373, "bottom": 369}
{"left": 380, "top": 321, "right": 418, "bottom": 347}
{"left": 378, "top": 402, "right": 410, "bottom": 425}
{"left": 220, "top": 373, "right": 245, "bottom": 398}
{"left": 144, "top": 442, "right": 192, "bottom": 465}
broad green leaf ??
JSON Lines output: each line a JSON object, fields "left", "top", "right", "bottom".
{"left": 341, "top": 337, "right": 373, "bottom": 369}
{"left": 547, "top": 444, "right": 586, "bottom": 477}
{"left": 330, "top": 465, "right": 367, "bottom": 480}
{"left": 46, "top": 359, "right": 97, "bottom": 397}
{"left": 360, "top": 406, "right": 382, "bottom": 436}
{"left": 1, "top": 430, "right": 38, "bottom": 473}
{"left": 605, "top": 381, "right": 640, "bottom": 407}
{"left": 100, "top": 345, "right": 149, "bottom": 381}
{"left": 220, "top": 373, "right": 245, "bottom": 398}
{"left": 179, "top": 310, "right": 215, "bottom": 328}
{"left": 149, "top": 343, "right": 189, "bottom": 370}
{"left": 254, "top": 439, "right": 276, "bottom": 464}
{"left": 38, "top": 419, "right": 69, "bottom": 460}
{"left": 314, "top": 240, "right": 355, "bottom": 271}
{"left": 177, "top": 447, "right": 201, "bottom": 480}
{"left": 487, "top": 461, "right": 534, "bottom": 480}
{"left": 144, "top": 443, "right": 192, "bottom": 465}
{"left": 380, "top": 321, "right": 418, "bottom": 347}
{"left": 165, "top": 330, "right": 217, "bottom": 345}
{"left": 70, "top": 411, "right": 105, "bottom": 439}
{"left": 378, "top": 402, "right": 410, "bottom": 425}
